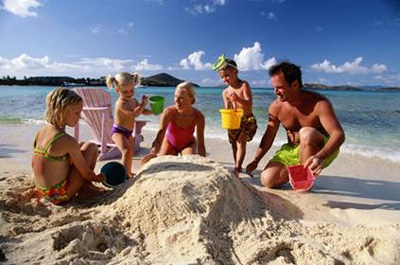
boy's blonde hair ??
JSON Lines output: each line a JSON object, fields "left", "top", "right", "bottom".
{"left": 45, "top": 88, "right": 83, "bottom": 127}
{"left": 176, "top": 81, "right": 196, "bottom": 104}
{"left": 106, "top": 72, "right": 141, "bottom": 91}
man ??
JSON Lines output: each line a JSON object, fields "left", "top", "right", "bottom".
{"left": 246, "top": 61, "right": 345, "bottom": 188}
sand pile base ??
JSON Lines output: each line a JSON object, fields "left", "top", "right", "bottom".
{"left": 1, "top": 155, "right": 400, "bottom": 264}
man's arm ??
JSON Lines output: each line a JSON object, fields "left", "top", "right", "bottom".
{"left": 139, "top": 108, "right": 172, "bottom": 165}
{"left": 246, "top": 105, "right": 280, "bottom": 174}
{"left": 253, "top": 113, "right": 280, "bottom": 163}
{"left": 305, "top": 99, "right": 345, "bottom": 174}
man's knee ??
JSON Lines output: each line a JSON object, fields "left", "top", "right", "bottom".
{"left": 260, "top": 169, "right": 283, "bottom": 188}
{"left": 260, "top": 162, "right": 288, "bottom": 188}
{"left": 299, "top": 127, "right": 324, "bottom": 146}
{"left": 260, "top": 171, "right": 275, "bottom": 188}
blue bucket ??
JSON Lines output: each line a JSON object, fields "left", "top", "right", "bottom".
{"left": 100, "top": 162, "right": 127, "bottom": 188}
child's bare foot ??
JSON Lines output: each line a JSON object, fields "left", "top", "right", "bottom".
{"left": 21, "top": 188, "right": 41, "bottom": 202}
{"left": 232, "top": 167, "right": 242, "bottom": 177}
{"left": 128, "top": 172, "right": 136, "bottom": 179}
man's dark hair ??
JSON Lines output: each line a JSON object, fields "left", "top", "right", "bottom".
{"left": 268, "top": 61, "right": 303, "bottom": 87}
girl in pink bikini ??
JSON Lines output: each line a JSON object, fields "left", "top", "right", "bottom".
{"left": 140, "top": 82, "right": 206, "bottom": 164}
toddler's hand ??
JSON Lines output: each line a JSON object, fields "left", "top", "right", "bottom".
{"left": 141, "top": 95, "right": 149, "bottom": 107}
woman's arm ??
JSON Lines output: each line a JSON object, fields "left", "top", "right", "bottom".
{"left": 140, "top": 107, "right": 172, "bottom": 164}
{"left": 195, "top": 110, "right": 206, "bottom": 157}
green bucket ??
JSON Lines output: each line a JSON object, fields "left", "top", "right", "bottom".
{"left": 149, "top": 95, "right": 165, "bottom": 115}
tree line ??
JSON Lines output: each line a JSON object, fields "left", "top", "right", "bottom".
{"left": 0, "top": 76, "right": 105, "bottom": 86}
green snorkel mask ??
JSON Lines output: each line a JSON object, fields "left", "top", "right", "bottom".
{"left": 212, "top": 54, "right": 237, "bottom": 71}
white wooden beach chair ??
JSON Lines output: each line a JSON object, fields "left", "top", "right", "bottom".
{"left": 73, "top": 87, "right": 148, "bottom": 160}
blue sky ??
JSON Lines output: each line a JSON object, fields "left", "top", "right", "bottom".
{"left": 0, "top": 0, "right": 399, "bottom": 87}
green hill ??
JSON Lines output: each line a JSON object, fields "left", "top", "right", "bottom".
{"left": 141, "top": 73, "right": 199, "bottom": 87}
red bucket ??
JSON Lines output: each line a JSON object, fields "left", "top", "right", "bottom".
{"left": 288, "top": 165, "right": 315, "bottom": 192}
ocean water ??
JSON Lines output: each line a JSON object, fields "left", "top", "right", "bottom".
{"left": 1, "top": 85, "right": 399, "bottom": 162}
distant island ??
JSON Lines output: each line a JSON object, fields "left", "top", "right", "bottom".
{"left": 0, "top": 73, "right": 199, "bottom": 88}
{"left": 0, "top": 74, "right": 398, "bottom": 91}
{"left": 303, "top": 83, "right": 400, "bottom": 92}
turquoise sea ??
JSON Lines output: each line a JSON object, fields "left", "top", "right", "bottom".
{"left": 1, "top": 85, "right": 399, "bottom": 162}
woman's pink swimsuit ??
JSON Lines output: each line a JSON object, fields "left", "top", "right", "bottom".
{"left": 166, "top": 116, "right": 196, "bottom": 152}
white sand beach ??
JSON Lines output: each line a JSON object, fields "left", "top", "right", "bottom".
{"left": 1, "top": 122, "right": 400, "bottom": 264}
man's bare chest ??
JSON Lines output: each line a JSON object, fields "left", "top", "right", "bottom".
{"left": 279, "top": 107, "right": 319, "bottom": 131}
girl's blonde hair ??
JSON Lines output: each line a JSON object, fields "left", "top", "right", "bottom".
{"left": 176, "top": 81, "right": 196, "bottom": 104}
{"left": 106, "top": 72, "right": 141, "bottom": 91}
{"left": 45, "top": 88, "right": 82, "bottom": 128}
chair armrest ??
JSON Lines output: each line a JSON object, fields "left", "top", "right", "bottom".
{"left": 134, "top": 120, "right": 149, "bottom": 135}
{"left": 83, "top": 106, "right": 111, "bottom": 111}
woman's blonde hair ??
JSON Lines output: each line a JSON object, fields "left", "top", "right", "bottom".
{"left": 45, "top": 88, "right": 82, "bottom": 127}
{"left": 106, "top": 72, "right": 141, "bottom": 91}
{"left": 176, "top": 81, "right": 196, "bottom": 104}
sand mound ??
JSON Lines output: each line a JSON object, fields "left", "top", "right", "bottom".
{"left": 1, "top": 155, "right": 400, "bottom": 264}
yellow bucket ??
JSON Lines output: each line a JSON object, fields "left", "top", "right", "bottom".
{"left": 220, "top": 109, "right": 243, "bottom": 129}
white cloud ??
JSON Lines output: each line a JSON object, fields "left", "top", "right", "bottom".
{"left": 117, "top": 28, "right": 127, "bottom": 35}
{"left": 371, "top": 63, "right": 387, "bottom": 74}
{"left": 90, "top": 25, "right": 101, "bottom": 34}
{"left": 76, "top": 58, "right": 134, "bottom": 72}
{"left": 2, "top": 0, "right": 42, "bottom": 17}
{"left": 233, "top": 42, "right": 277, "bottom": 71}
{"left": 261, "top": 11, "right": 276, "bottom": 21}
{"left": 133, "top": 59, "right": 163, "bottom": 71}
{"left": 374, "top": 74, "right": 400, "bottom": 86}
{"left": 0, "top": 54, "right": 79, "bottom": 72}
{"left": 250, "top": 79, "right": 270, "bottom": 87}
{"left": 0, "top": 54, "right": 163, "bottom": 77}
{"left": 116, "top": 22, "right": 135, "bottom": 35}
{"left": 200, "top": 77, "right": 221, "bottom": 87}
{"left": 186, "top": 0, "right": 226, "bottom": 15}
{"left": 179, "top": 51, "right": 212, "bottom": 70}
{"left": 310, "top": 57, "right": 388, "bottom": 75}
{"left": 267, "top": 12, "right": 276, "bottom": 20}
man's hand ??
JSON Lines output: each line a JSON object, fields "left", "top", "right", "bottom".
{"left": 304, "top": 155, "right": 323, "bottom": 176}
{"left": 245, "top": 161, "right": 258, "bottom": 177}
